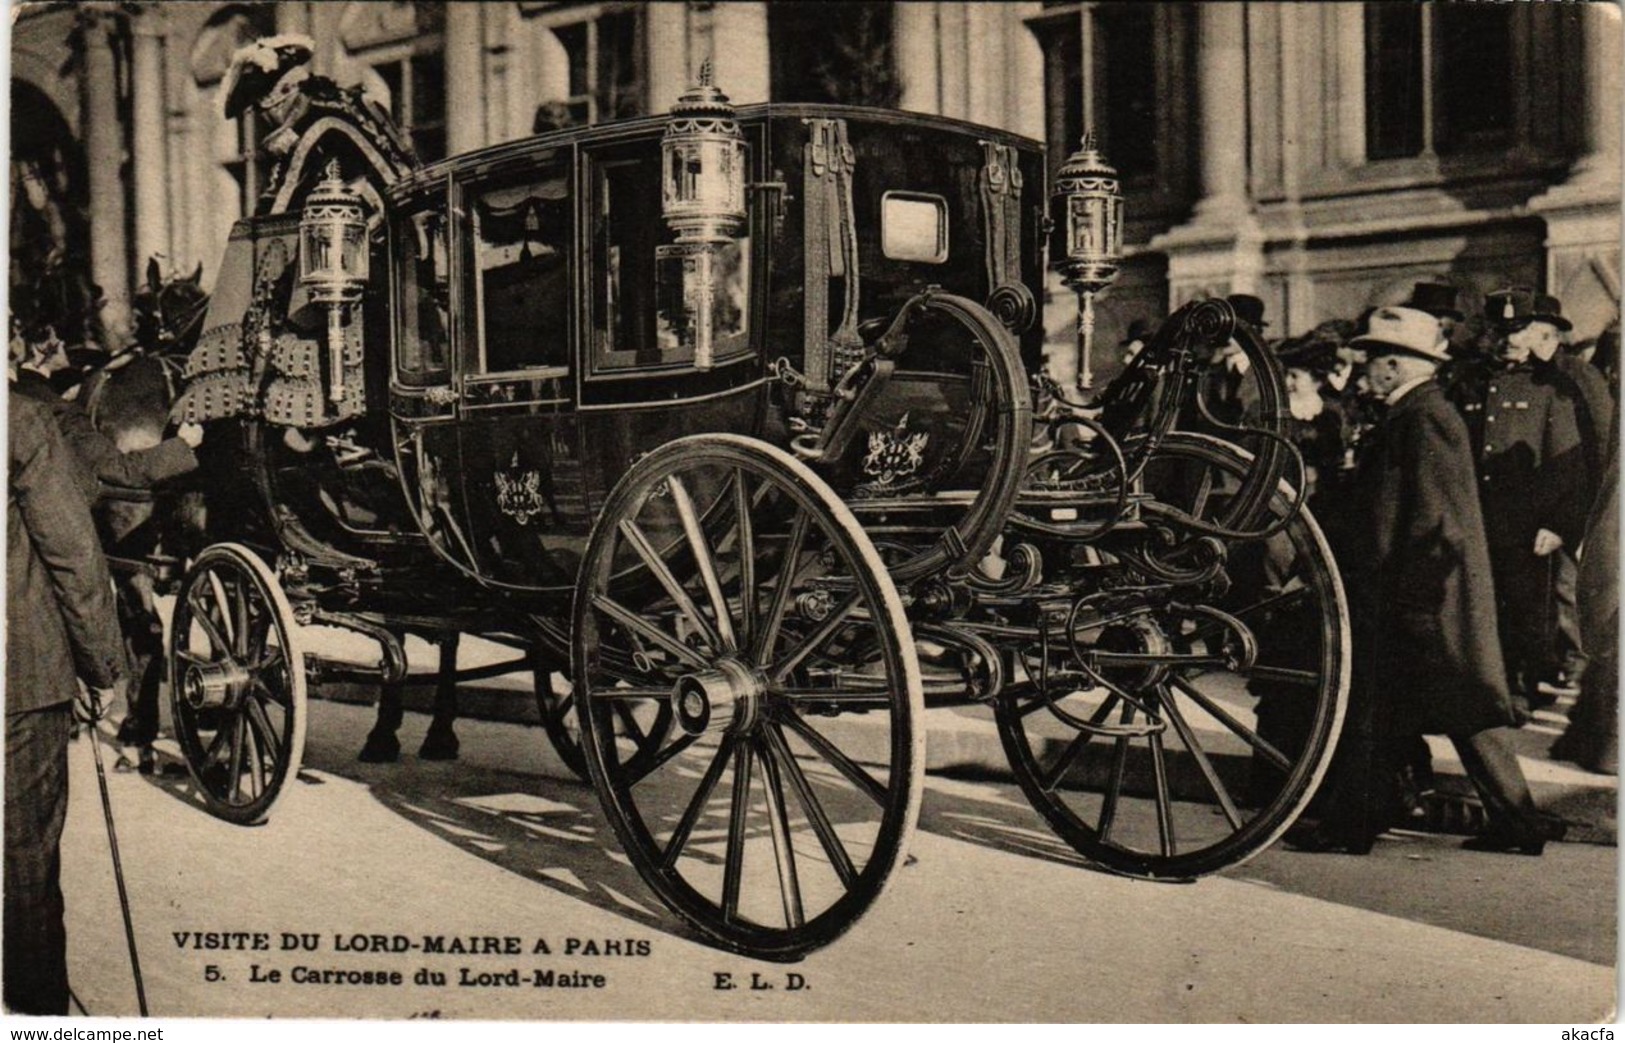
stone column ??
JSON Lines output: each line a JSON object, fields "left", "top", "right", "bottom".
{"left": 893, "top": 1, "right": 938, "bottom": 115}
{"left": 130, "top": 12, "right": 170, "bottom": 274}
{"left": 1150, "top": 1, "right": 1264, "bottom": 305}
{"left": 1530, "top": 4, "right": 1623, "bottom": 339}
{"left": 444, "top": 2, "right": 486, "bottom": 154}
{"left": 82, "top": 7, "right": 131, "bottom": 346}
{"left": 709, "top": 2, "right": 769, "bottom": 105}
{"left": 646, "top": 2, "right": 689, "bottom": 111}
{"left": 1191, "top": 2, "right": 1249, "bottom": 222}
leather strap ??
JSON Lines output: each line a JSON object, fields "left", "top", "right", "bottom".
{"left": 802, "top": 118, "right": 863, "bottom": 396}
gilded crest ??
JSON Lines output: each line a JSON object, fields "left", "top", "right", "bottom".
{"left": 862, "top": 413, "right": 929, "bottom": 488}
{"left": 495, "top": 452, "right": 545, "bottom": 525}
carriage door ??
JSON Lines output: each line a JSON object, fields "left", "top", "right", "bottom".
{"left": 389, "top": 188, "right": 479, "bottom": 574}
{"left": 452, "top": 150, "right": 589, "bottom": 589}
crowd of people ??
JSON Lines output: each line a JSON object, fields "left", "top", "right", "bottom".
{"left": 1161, "top": 283, "right": 1618, "bottom": 856}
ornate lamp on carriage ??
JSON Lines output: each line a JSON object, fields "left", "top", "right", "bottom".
{"left": 659, "top": 60, "right": 748, "bottom": 370}
{"left": 298, "top": 159, "right": 369, "bottom": 404}
{"left": 1050, "top": 131, "right": 1124, "bottom": 392}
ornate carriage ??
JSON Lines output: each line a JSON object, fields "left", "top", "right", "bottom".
{"left": 141, "top": 64, "right": 1348, "bottom": 960}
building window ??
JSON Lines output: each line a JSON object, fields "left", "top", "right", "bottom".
{"left": 1364, "top": 3, "right": 1517, "bottom": 161}
{"left": 192, "top": 5, "right": 277, "bottom": 216}
{"left": 1027, "top": 3, "right": 1194, "bottom": 212}
{"left": 342, "top": 1, "right": 448, "bottom": 161}
{"left": 371, "top": 49, "right": 448, "bottom": 161}
{"left": 547, "top": 6, "right": 646, "bottom": 126}
{"left": 768, "top": 1, "right": 901, "bottom": 107}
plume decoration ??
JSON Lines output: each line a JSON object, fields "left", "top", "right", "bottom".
{"left": 221, "top": 34, "right": 316, "bottom": 119}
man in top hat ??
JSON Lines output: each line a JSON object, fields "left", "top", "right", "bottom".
{"left": 1197, "top": 295, "right": 1269, "bottom": 430}
{"left": 1289, "top": 306, "right": 1564, "bottom": 854}
{"left": 1445, "top": 288, "right": 1592, "bottom": 720}
{"left": 1403, "top": 280, "right": 1465, "bottom": 338}
{"left": 1119, "top": 317, "right": 1157, "bottom": 367}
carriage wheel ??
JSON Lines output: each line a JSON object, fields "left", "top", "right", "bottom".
{"left": 168, "top": 543, "right": 308, "bottom": 826}
{"left": 534, "top": 669, "right": 674, "bottom": 784}
{"left": 573, "top": 434, "right": 923, "bottom": 960}
{"left": 995, "top": 432, "right": 1349, "bottom": 878}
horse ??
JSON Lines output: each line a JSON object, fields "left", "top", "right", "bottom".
{"left": 89, "top": 259, "right": 467, "bottom": 764}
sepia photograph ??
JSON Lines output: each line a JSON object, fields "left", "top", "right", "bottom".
{"left": 3, "top": 0, "right": 1620, "bottom": 1026}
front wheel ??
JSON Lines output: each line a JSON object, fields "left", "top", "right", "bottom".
{"left": 168, "top": 543, "right": 308, "bottom": 825}
{"left": 573, "top": 434, "right": 924, "bottom": 960}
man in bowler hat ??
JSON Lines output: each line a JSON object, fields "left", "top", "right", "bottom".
{"left": 1289, "top": 308, "right": 1564, "bottom": 854}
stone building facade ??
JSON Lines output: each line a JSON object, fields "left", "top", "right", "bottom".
{"left": 10, "top": 1, "right": 1620, "bottom": 369}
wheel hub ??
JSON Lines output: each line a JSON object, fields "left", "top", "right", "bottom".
{"left": 182, "top": 658, "right": 252, "bottom": 711}
{"left": 673, "top": 658, "right": 764, "bottom": 736}
{"left": 1093, "top": 616, "right": 1173, "bottom": 691}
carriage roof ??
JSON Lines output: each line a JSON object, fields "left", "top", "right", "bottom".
{"left": 388, "top": 102, "right": 1043, "bottom": 203}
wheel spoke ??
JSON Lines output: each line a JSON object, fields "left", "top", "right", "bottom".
{"left": 732, "top": 470, "right": 757, "bottom": 653}
{"left": 778, "top": 709, "right": 887, "bottom": 807}
{"left": 755, "top": 739, "right": 805, "bottom": 928}
{"left": 1041, "top": 732, "right": 1093, "bottom": 793}
{"left": 251, "top": 677, "right": 292, "bottom": 709}
{"left": 764, "top": 724, "right": 857, "bottom": 889}
{"left": 1098, "top": 704, "right": 1134, "bottom": 843}
{"left": 1167, "top": 675, "right": 1290, "bottom": 771}
{"left": 768, "top": 591, "right": 861, "bottom": 683}
{"left": 206, "top": 570, "right": 238, "bottom": 653}
{"left": 241, "top": 704, "right": 266, "bottom": 799}
{"left": 1038, "top": 694, "right": 1121, "bottom": 792}
{"left": 245, "top": 693, "right": 283, "bottom": 763}
{"left": 612, "top": 701, "right": 648, "bottom": 745}
{"left": 628, "top": 731, "right": 701, "bottom": 786}
{"left": 590, "top": 594, "right": 710, "bottom": 670}
{"left": 661, "top": 735, "right": 735, "bottom": 869}
{"left": 186, "top": 589, "right": 232, "bottom": 659}
{"left": 721, "top": 741, "right": 755, "bottom": 923}
{"left": 1147, "top": 731, "right": 1175, "bottom": 857}
{"left": 227, "top": 713, "right": 246, "bottom": 803}
{"left": 549, "top": 689, "right": 576, "bottom": 727}
{"left": 753, "top": 509, "right": 811, "bottom": 668}
{"left": 667, "top": 475, "right": 738, "bottom": 653}
{"left": 1158, "top": 686, "right": 1242, "bottom": 830}
{"left": 618, "top": 518, "right": 725, "bottom": 655}
{"left": 1190, "top": 464, "right": 1216, "bottom": 520}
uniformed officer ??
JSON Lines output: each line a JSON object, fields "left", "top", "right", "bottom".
{"left": 1448, "top": 289, "right": 1590, "bottom": 721}
{"left": 1493, "top": 290, "right": 1612, "bottom": 702}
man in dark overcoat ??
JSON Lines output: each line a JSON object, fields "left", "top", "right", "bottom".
{"left": 13, "top": 331, "right": 203, "bottom": 757}
{"left": 1445, "top": 289, "right": 1590, "bottom": 720}
{"left": 1288, "top": 307, "right": 1564, "bottom": 854}
{"left": 6, "top": 393, "right": 127, "bottom": 1014}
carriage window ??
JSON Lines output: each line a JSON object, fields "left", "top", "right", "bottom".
{"left": 881, "top": 192, "right": 948, "bottom": 263}
{"left": 473, "top": 172, "right": 572, "bottom": 375}
{"left": 590, "top": 148, "right": 750, "bottom": 374}
{"left": 395, "top": 209, "right": 451, "bottom": 382}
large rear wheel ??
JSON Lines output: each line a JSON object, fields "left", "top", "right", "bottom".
{"left": 995, "top": 432, "right": 1348, "bottom": 878}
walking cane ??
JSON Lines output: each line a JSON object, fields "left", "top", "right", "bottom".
{"left": 82, "top": 691, "right": 149, "bottom": 1016}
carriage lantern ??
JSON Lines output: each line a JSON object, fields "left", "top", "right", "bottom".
{"left": 299, "top": 159, "right": 369, "bottom": 403}
{"left": 659, "top": 61, "right": 747, "bottom": 370}
{"left": 1050, "top": 131, "right": 1124, "bottom": 392}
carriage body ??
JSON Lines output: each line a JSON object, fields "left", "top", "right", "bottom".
{"left": 179, "top": 105, "right": 1045, "bottom": 607}
{"left": 143, "top": 90, "right": 1350, "bottom": 961}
